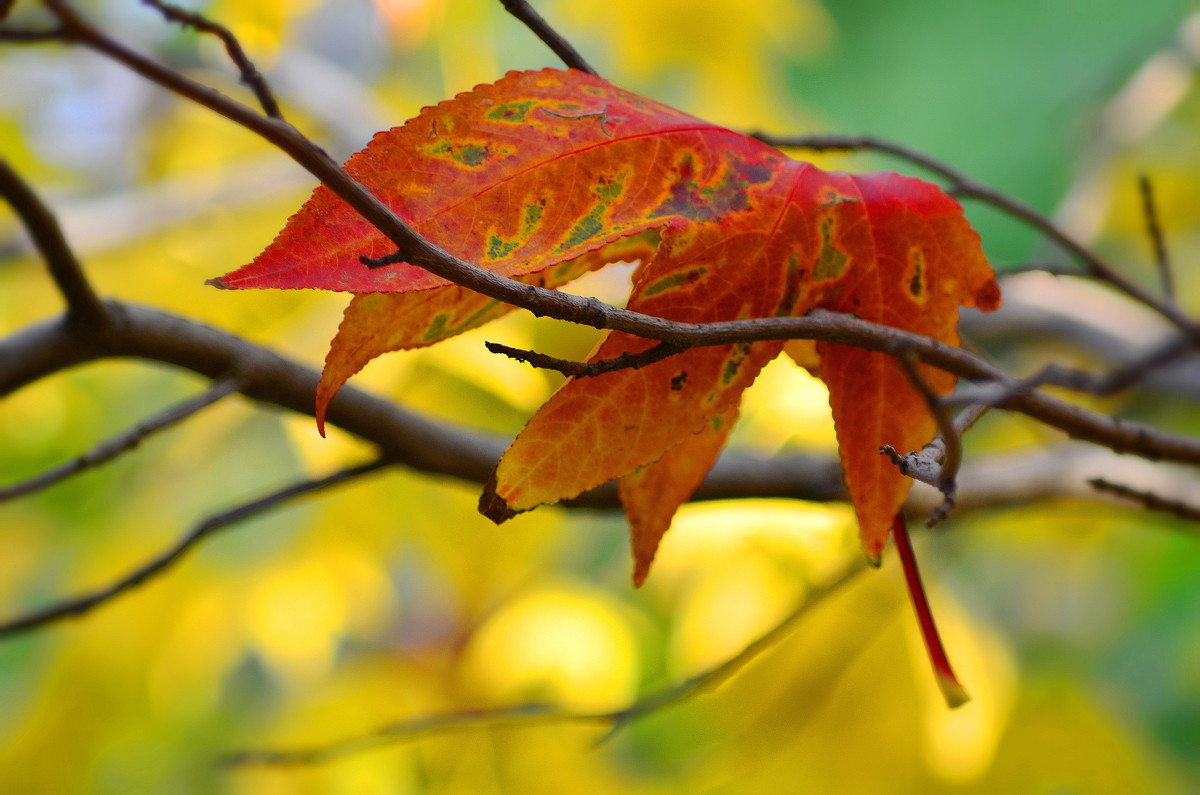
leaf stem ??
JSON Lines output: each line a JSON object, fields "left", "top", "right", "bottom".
{"left": 891, "top": 512, "right": 969, "bottom": 708}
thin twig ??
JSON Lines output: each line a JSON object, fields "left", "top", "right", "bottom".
{"left": 498, "top": 0, "right": 598, "bottom": 76}
{"left": 0, "top": 158, "right": 108, "bottom": 326}
{"left": 888, "top": 355, "right": 961, "bottom": 526}
{"left": 140, "top": 0, "right": 282, "bottom": 119}
{"left": 994, "top": 261, "right": 1083, "bottom": 278}
{"left": 948, "top": 333, "right": 1193, "bottom": 410}
{"left": 1088, "top": 478, "right": 1200, "bottom": 522}
{"left": 484, "top": 340, "right": 683, "bottom": 378}
{"left": 221, "top": 558, "right": 867, "bottom": 767}
{"left": 1138, "top": 173, "right": 1174, "bottom": 300}
{"left": 881, "top": 400, "right": 991, "bottom": 528}
{"left": 0, "top": 457, "right": 390, "bottom": 637}
{"left": 0, "top": 375, "right": 242, "bottom": 502}
{"left": 759, "top": 132, "right": 1197, "bottom": 336}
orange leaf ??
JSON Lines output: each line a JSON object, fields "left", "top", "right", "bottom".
{"left": 619, "top": 405, "right": 738, "bottom": 586}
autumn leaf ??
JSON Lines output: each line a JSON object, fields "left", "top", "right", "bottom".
{"left": 212, "top": 67, "right": 999, "bottom": 586}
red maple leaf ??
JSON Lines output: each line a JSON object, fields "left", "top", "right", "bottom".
{"left": 213, "top": 68, "right": 1000, "bottom": 704}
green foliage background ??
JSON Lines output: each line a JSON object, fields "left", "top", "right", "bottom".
{"left": 1, "top": 0, "right": 1198, "bottom": 791}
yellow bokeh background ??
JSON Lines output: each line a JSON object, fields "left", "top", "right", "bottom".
{"left": 1, "top": 1, "right": 1199, "bottom": 792}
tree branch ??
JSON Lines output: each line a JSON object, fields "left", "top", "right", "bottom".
{"left": 140, "top": 0, "right": 283, "bottom": 119}
{"left": 498, "top": 0, "right": 598, "bottom": 76}
{"left": 0, "top": 158, "right": 108, "bottom": 326}
{"left": 1138, "top": 173, "right": 1174, "bottom": 301}
{"left": 1088, "top": 477, "right": 1200, "bottom": 523}
{"left": 6, "top": 303, "right": 1200, "bottom": 479}
{"left": 484, "top": 339, "right": 684, "bottom": 377}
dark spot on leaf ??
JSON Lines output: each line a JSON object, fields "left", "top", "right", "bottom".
{"left": 909, "top": 249, "right": 925, "bottom": 299}
{"left": 670, "top": 371, "right": 688, "bottom": 390}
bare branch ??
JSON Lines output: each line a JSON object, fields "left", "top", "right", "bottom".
{"left": 1138, "top": 173, "right": 1174, "bottom": 300}
{"left": 949, "top": 333, "right": 1193, "bottom": 411}
{"left": 140, "top": 0, "right": 282, "bottom": 119}
{"left": 222, "top": 558, "right": 867, "bottom": 766}
{"left": 0, "top": 158, "right": 108, "bottom": 326}
{"left": 1088, "top": 477, "right": 1200, "bottom": 523}
{"left": 6, "top": 302, "right": 1200, "bottom": 476}
{"left": 498, "top": 0, "right": 598, "bottom": 76}
{"left": 0, "top": 457, "right": 389, "bottom": 637}
{"left": 0, "top": 375, "right": 242, "bottom": 503}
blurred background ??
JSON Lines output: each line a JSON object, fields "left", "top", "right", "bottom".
{"left": 1, "top": 0, "right": 1198, "bottom": 791}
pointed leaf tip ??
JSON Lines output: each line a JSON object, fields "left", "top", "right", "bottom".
{"left": 478, "top": 477, "right": 517, "bottom": 524}
{"left": 205, "top": 277, "right": 230, "bottom": 289}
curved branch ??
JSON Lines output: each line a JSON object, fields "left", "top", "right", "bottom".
{"left": 5, "top": 302, "right": 1200, "bottom": 482}
{"left": 0, "top": 158, "right": 108, "bottom": 326}
{"left": 141, "top": 0, "right": 283, "bottom": 119}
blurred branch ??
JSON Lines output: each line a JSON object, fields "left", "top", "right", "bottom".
{"left": 0, "top": 375, "right": 243, "bottom": 503}
{"left": 222, "top": 558, "right": 867, "bottom": 767}
{"left": 498, "top": 0, "right": 598, "bottom": 76}
{"left": 1138, "top": 173, "right": 1174, "bottom": 300}
{"left": 0, "top": 159, "right": 108, "bottom": 326}
{"left": 0, "top": 457, "right": 389, "bottom": 637}
{"left": 1088, "top": 478, "right": 1200, "bottom": 523}
{"left": 141, "top": 0, "right": 282, "bottom": 118}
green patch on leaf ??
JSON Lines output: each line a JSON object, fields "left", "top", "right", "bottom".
{"left": 423, "top": 313, "right": 450, "bottom": 342}
{"left": 487, "top": 100, "right": 536, "bottom": 123}
{"left": 642, "top": 267, "right": 708, "bottom": 297}
{"left": 522, "top": 201, "right": 545, "bottom": 237}
{"left": 457, "top": 144, "right": 489, "bottom": 167}
{"left": 557, "top": 171, "right": 629, "bottom": 251}
{"left": 814, "top": 217, "right": 848, "bottom": 280}
{"left": 487, "top": 234, "right": 520, "bottom": 261}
